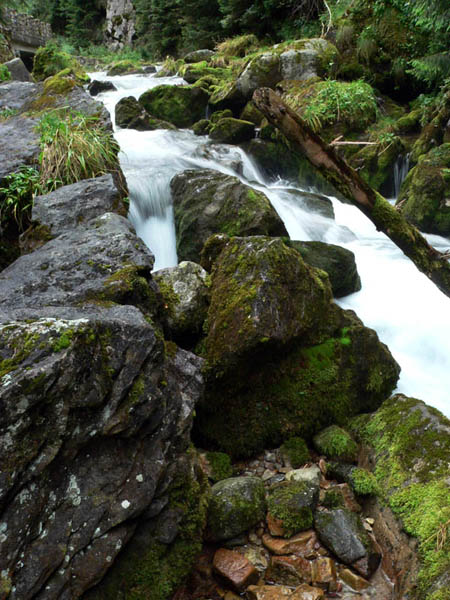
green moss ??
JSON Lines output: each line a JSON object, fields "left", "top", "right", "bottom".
{"left": 52, "top": 330, "right": 74, "bottom": 352}
{"left": 350, "top": 467, "right": 380, "bottom": 496}
{"left": 107, "top": 59, "right": 140, "bottom": 76}
{"left": 350, "top": 395, "right": 450, "bottom": 598}
{"left": 314, "top": 424, "right": 359, "bottom": 462}
{"left": 139, "top": 84, "right": 209, "bottom": 128}
{"left": 267, "top": 481, "right": 314, "bottom": 537}
{"left": 32, "top": 45, "right": 89, "bottom": 82}
{"left": 0, "top": 64, "right": 11, "bottom": 82}
{"left": 43, "top": 74, "right": 76, "bottom": 96}
{"left": 280, "top": 437, "right": 310, "bottom": 468}
{"left": 205, "top": 451, "right": 233, "bottom": 482}
{"left": 322, "top": 489, "right": 345, "bottom": 509}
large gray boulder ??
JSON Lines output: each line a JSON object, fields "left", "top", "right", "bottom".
{"left": 279, "top": 39, "right": 338, "bottom": 81}
{"left": 184, "top": 49, "right": 215, "bottom": 63}
{"left": 171, "top": 169, "right": 287, "bottom": 262}
{"left": 0, "top": 81, "right": 40, "bottom": 111}
{"left": 0, "top": 115, "right": 40, "bottom": 180}
{"left": 0, "top": 304, "right": 203, "bottom": 599}
{"left": 104, "top": 0, "right": 136, "bottom": 50}
{"left": 0, "top": 213, "right": 159, "bottom": 313}
{"left": 2, "top": 57, "right": 31, "bottom": 82}
{"left": 236, "top": 53, "right": 282, "bottom": 100}
{"left": 32, "top": 175, "right": 125, "bottom": 236}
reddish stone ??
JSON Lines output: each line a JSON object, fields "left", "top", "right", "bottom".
{"left": 292, "top": 583, "right": 325, "bottom": 599}
{"left": 262, "top": 530, "right": 318, "bottom": 557}
{"left": 339, "top": 567, "right": 370, "bottom": 591}
{"left": 267, "top": 512, "right": 285, "bottom": 537}
{"left": 267, "top": 555, "right": 312, "bottom": 586}
{"left": 213, "top": 548, "right": 259, "bottom": 593}
{"left": 311, "top": 557, "right": 337, "bottom": 590}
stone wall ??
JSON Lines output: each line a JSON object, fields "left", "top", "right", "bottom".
{"left": 2, "top": 8, "right": 52, "bottom": 50}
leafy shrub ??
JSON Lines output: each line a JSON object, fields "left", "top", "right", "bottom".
{"left": 0, "top": 167, "right": 41, "bottom": 232}
{"left": 0, "top": 64, "right": 10, "bottom": 82}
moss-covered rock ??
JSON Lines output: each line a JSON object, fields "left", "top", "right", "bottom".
{"left": 115, "top": 95, "right": 176, "bottom": 131}
{"left": 171, "top": 169, "right": 287, "bottom": 263}
{"left": 85, "top": 453, "right": 210, "bottom": 600}
{"left": 289, "top": 241, "right": 361, "bottom": 298}
{"left": 240, "top": 101, "right": 264, "bottom": 126}
{"left": 153, "top": 261, "right": 210, "bottom": 345}
{"left": 106, "top": 59, "right": 142, "bottom": 76}
{"left": 183, "top": 49, "right": 215, "bottom": 63}
{"left": 192, "top": 118, "right": 212, "bottom": 135}
{"left": 280, "top": 437, "right": 310, "bottom": 469}
{"left": 267, "top": 480, "right": 317, "bottom": 537}
{"left": 206, "top": 476, "right": 266, "bottom": 541}
{"left": 139, "top": 84, "right": 209, "bottom": 128}
{"left": 193, "top": 237, "right": 399, "bottom": 458}
{"left": 43, "top": 73, "right": 77, "bottom": 95}
{"left": 179, "top": 61, "right": 232, "bottom": 85}
{"left": 396, "top": 143, "right": 450, "bottom": 236}
{"left": 32, "top": 46, "right": 89, "bottom": 83}
{"left": 236, "top": 52, "right": 282, "bottom": 100}
{"left": 349, "top": 394, "right": 450, "bottom": 599}
{"left": 314, "top": 425, "right": 359, "bottom": 462}
{"left": 209, "top": 117, "right": 255, "bottom": 144}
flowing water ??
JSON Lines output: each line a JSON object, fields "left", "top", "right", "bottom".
{"left": 91, "top": 70, "right": 450, "bottom": 418}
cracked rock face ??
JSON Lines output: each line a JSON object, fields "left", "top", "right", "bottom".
{"left": 104, "top": 0, "right": 136, "bottom": 50}
{"left": 0, "top": 305, "right": 203, "bottom": 599}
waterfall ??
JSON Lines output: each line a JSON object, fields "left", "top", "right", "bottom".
{"left": 393, "top": 153, "right": 410, "bottom": 198}
{"left": 91, "top": 71, "right": 450, "bottom": 418}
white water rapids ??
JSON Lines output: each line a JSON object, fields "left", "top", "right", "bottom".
{"left": 91, "top": 70, "right": 450, "bottom": 417}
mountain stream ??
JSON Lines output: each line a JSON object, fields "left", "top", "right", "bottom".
{"left": 91, "top": 70, "right": 450, "bottom": 418}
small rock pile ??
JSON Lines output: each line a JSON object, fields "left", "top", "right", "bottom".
{"left": 177, "top": 426, "right": 392, "bottom": 600}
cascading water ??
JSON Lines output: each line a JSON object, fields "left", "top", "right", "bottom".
{"left": 393, "top": 153, "right": 410, "bottom": 199}
{"left": 92, "top": 70, "right": 450, "bottom": 418}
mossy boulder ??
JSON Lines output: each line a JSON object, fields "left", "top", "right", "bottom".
{"left": 179, "top": 61, "right": 231, "bottom": 85}
{"left": 240, "top": 101, "right": 264, "bottom": 126}
{"left": 267, "top": 480, "right": 318, "bottom": 537}
{"left": 115, "top": 96, "right": 176, "bottom": 131}
{"left": 32, "top": 46, "right": 89, "bottom": 83}
{"left": 194, "top": 239, "right": 400, "bottom": 457}
{"left": 206, "top": 476, "right": 266, "bottom": 541}
{"left": 349, "top": 394, "right": 450, "bottom": 598}
{"left": 280, "top": 437, "right": 310, "bottom": 468}
{"left": 209, "top": 117, "right": 255, "bottom": 144}
{"left": 289, "top": 241, "right": 361, "bottom": 298}
{"left": 192, "top": 119, "right": 212, "bottom": 136}
{"left": 183, "top": 49, "right": 215, "bottom": 63}
{"left": 236, "top": 52, "right": 282, "bottom": 100}
{"left": 153, "top": 261, "right": 210, "bottom": 345}
{"left": 43, "top": 73, "right": 76, "bottom": 96}
{"left": 170, "top": 169, "right": 287, "bottom": 263}
{"left": 203, "top": 236, "right": 336, "bottom": 376}
{"left": 139, "top": 84, "right": 209, "bottom": 128}
{"left": 279, "top": 38, "right": 339, "bottom": 81}
{"left": 106, "top": 59, "right": 142, "bottom": 76}
{"left": 314, "top": 425, "right": 358, "bottom": 462}
{"left": 396, "top": 143, "right": 450, "bottom": 236}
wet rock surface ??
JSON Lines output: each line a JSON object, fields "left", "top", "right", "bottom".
{"left": 0, "top": 115, "right": 40, "bottom": 180}
{"left": 32, "top": 174, "right": 125, "bottom": 236}
{"left": 171, "top": 169, "right": 287, "bottom": 262}
{"left": 88, "top": 79, "right": 117, "bottom": 96}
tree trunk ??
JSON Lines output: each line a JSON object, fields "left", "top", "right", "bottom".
{"left": 253, "top": 87, "right": 450, "bottom": 299}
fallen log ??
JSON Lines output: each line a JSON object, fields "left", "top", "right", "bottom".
{"left": 253, "top": 87, "right": 450, "bottom": 299}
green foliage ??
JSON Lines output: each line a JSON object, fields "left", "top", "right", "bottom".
{"left": 280, "top": 437, "right": 310, "bottom": 468}
{"left": 0, "top": 64, "right": 10, "bottom": 82}
{"left": 350, "top": 467, "right": 380, "bottom": 496}
{"left": 36, "top": 110, "right": 120, "bottom": 187}
{"left": 302, "top": 80, "right": 378, "bottom": 133}
{"left": 0, "top": 167, "right": 42, "bottom": 232}
{"left": 0, "top": 108, "right": 18, "bottom": 120}
{"left": 215, "top": 34, "right": 259, "bottom": 58}
{"left": 314, "top": 424, "right": 358, "bottom": 462}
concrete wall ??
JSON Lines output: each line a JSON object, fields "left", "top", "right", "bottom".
{"left": 3, "top": 8, "right": 52, "bottom": 52}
